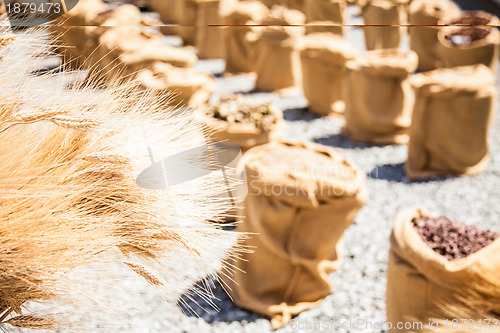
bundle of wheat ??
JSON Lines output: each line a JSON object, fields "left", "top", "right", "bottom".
{"left": 0, "top": 23, "right": 241, "bottom": 331}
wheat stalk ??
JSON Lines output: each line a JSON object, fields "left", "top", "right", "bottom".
{"left": 0, "top": 22, "right": 241, "bottom": 331}
{"left": 3, "top": 315, "right": 58, "bottom": 329}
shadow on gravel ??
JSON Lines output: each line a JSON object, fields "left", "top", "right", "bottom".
{"left": 369, "top": 163, "right": 456, "bottom": 183}
{"left": 30, "top": 64, "right": 65, "bottom": 77}
{"left": 282, "top": 107, "right": 321, "bottom": 121}
{"left": 178, "top": 278, "right": 264, "bottom": 324}
{"left": 314, "top": 133, "right": 387, "bottom": 149}
{"left": 369, "top": 163, "right": 408, "bottom": 183}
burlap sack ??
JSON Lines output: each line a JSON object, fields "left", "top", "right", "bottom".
{"left": 262, "top": 0, "right": 305, "bottom": 11}
{"left": 254, "top": 6, "right": 305, "bottom": 92}
{"left": 387, "top": 208, "right": 500, "bottom": 332}
{"left": 149, "top": 0, "right": 180, "bottom": 35}
{"left": 49, "top": 0, "right": 107, "bottom": 69}
{"left": 408, "top": 0, "right": 460, "bottom": 71}
{"left": 223, "top": 141, "right": 367, "bottom": 329}
{"left": 177, "top": 0, "right": 200, "bottom": 45}
{"left": 90, "top": 4, "right": 152, "bottom": 26}
{"left": 305, "top": 20, "right": 342, "bottom": 35}
{"left": 136, "top": 62, "right": 216, "bottom": 107}
{"left": 88, "top": 24, "right": 198, "bottom": 84}
{"left": 223, "top": 1, "right": 269, "bottom": 74}
{"left": 285, "top": 0, "right": 305, "bottom": 11}
{"left": 361, "top": 0, "right": 401, "bottom": 50}
{"left": 300, "top": 33, "right": 357, "bottom": 116}
{"left": 149, "top": 0, "right": 178, "bottom": 24}
{"left": 405, "top": 65, "right": 497, "bottom": 180}
{"left": 195, "top": 0, "right": 226, "bottom": 59}
{"left": 397, "top": 0, "right": 410, "bottom": 36}
{"left": 202, "top": 102, "right": 284, "bottom": 151}
{"left": 51, "top": 3, "right": 161, "bottom": 70}
{"left": 305, "top": 0, "right": 345, "bottom": 36}
{"left": 343, "top": 50, "right": 418, "bottom": 144}
{"left": 437, "top": 12, "right": 500, "bottom": 72}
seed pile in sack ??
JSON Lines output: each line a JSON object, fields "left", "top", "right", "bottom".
{"left": 49, "top": 0, "right": 107, "bottom": 69}
{"left": 387, "top": 209, "right": 500, "bottom": 333}
{"left": 195, "top": 0, "right": 234, "bottom": 59}
{"left": 361, "top": 0, "right": 402, "bottom": 50}
{"left": 300, "top": 33, "right": 357, "bottom": 116}
{"left": 343, "top": 49, "right": 418, "bottom": 144}
{"left": 201, "top": 95, "right": 283, "bottom": 151}
{"left": 305, "top": 0, "right": 346, "bottom": 36}
{"left": 255, "top": 6, "right": 305, "bottom": 93}
{"left": 438, "top": 11, "right": 500, "bottom": 72}
{"left": 408, "top": 0, "right": 460, "bottom": 71}
{"left": 136, "top": 62, "right": 216, "bottom": 107}
{"left": 223, "top": 141, "right": 367, "bottom": 329}
{"left": 405, "top": 64, "right": 496, "bottom": 180}
{"left": 223, "top": 0, "right": 269, "bottom": 74}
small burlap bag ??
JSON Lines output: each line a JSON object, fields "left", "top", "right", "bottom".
{"left": 149, "top": 0, "right": 180, "bottom": 35}
{"left": 195, "top": 0, "right": 227, "bottom": 59}
{"left": 361, "top": 0, "right": 401, "bottom": 50}
{"left": 262, "top": 0, "right": 305, "bottom": 11}
{"left": 149, "top": 0, "right": 178, "bottom": 23}
{"left": 177, "top": 0, "right": 200, "bottom": 45}
{"left": 343, "top": 50, "right": 418, "bottom": 144}
{"left": 254, "top": 7, "right": 305, "bottom": 93}
{"left": 54, "top": 4, "right": 162, "bottom": 72}
{"left": 223, "top": 1, "right": 269, "bottom": 74}
{"left": 300, "top": 33, "right": 357, "bottom": 116}
{"left": 89, "top": 27, "right": 197, "bottom": 84}
{"left": 306, "top": 20, "right": 343, "bottom": 35}
{"left": 408, "top": 0, "right": 460, "bottom": 71}
{"left": 405, "top": 65, "right": 497, "bottom": 180}
{"left": 49, "top": 0, "right": 107, "bottom": 69}
{"left": 305, "top": 0, "right": 346, "bottom": 36}
{"left": 202, "top": 100, "right": 284, "bottom": 151}
{"left": 387, "top": 208, "right": 500, "bottom": 332}
{"left": 286, "top": 0, "right": 305, "bottom": 11}
{"left": 437, "top": 12, "right": 500, "bottom": 72}
{"left": 223, "top": 141, "right": 367, "bottom": 329}
{"left": 90, "top": 4, "right": 154, "bottom": 26}
{"left": 136, "top": 62, "right": 216, "bottom": 107}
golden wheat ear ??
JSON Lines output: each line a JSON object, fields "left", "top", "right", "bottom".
{"left": 0, "top": 25, "right": 241, "bottom": 331}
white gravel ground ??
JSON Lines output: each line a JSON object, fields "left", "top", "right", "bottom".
{"left": 15, "top": 3, "right": 500, "bottom": 332}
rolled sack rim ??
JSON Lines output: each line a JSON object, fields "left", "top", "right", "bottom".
{"left": 391, "top": 208, "right": 500, "bottom": 287}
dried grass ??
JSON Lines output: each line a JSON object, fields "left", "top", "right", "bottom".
{"left": 0, "top": 20, "right": 242, "bottom": 331}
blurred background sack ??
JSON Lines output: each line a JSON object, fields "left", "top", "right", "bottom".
{"left": 254, "top": 6, "right": 305, "bottom": 93}
{"left": 300, "top": 33, "right": 357, "bottom": 116}
{"left": 405, "top": 65, "right": 497, "bottom": 180}
{"left": 343, "top": 49, "right": 417, "bottom": 144}
{"left": 223, "top": 141, "right": 367, "bottom": 329}
{"left": 437, "top": 11, "right": 500, "bottom": 73}
{"left": 408, "top": 0, "right": 460, "bottom": 71}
